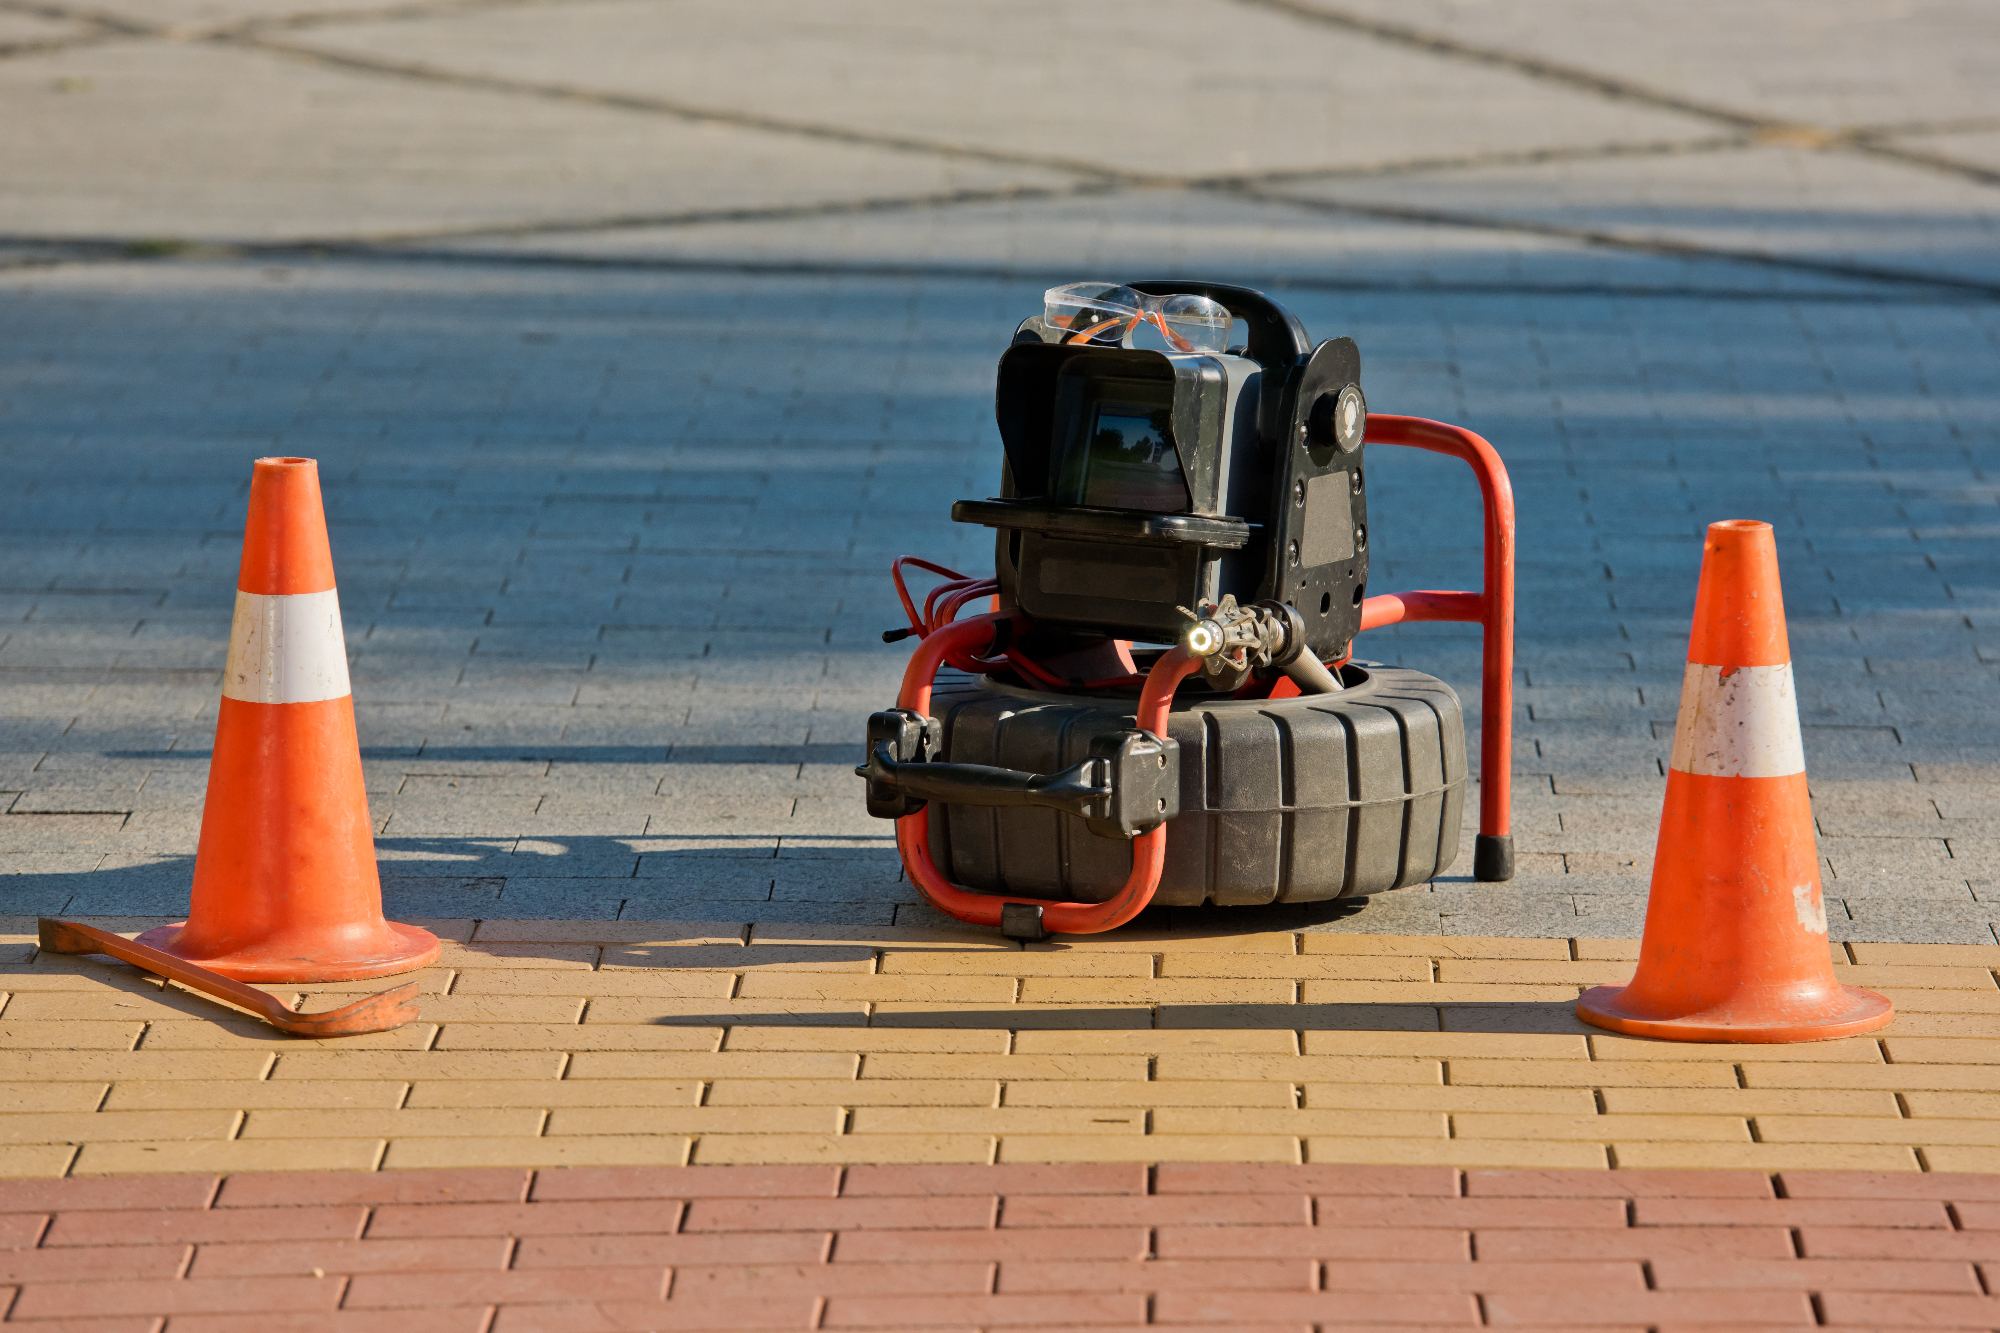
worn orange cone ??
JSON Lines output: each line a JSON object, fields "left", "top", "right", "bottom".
{"left": 1576, "top": 520, "right": 1890, "bottom": 1042}
{"left": 136, "top": 458, "right": 439, "bottom": 982}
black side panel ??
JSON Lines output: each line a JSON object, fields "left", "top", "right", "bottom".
{"left": 1167, "top": 355, "right": 1228, "bottom": 515}
{"left": 1263, "top": 337, "right": 1368, "bottom": 661}
{"left": 993, "top": 343, "right": 1087, "bottom": 495}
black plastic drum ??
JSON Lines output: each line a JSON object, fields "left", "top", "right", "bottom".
{"left": 925, "top": 662, "right": 1467, "bottom": 906}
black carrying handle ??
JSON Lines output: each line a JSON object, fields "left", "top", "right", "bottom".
{"left": 857, "top": 710, "right": 1180, "bottom": 840}
{"left": 860, "top": 745, "right": 1113, "bottom": 817}
{"left": 1127, "top": 280, "right": 1312, "bottom": 373}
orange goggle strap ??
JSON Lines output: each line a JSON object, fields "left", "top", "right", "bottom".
{"left": 1058, "top": 309, "right": 1197, "bottom": 354}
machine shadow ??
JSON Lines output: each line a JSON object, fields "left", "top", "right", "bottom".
{"left": 615, "top": 995, "right": 1592, "bottom": 1037}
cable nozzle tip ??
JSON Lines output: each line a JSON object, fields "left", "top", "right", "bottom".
{"left": 882, "top": 627, "right": 916, "bottom": 643}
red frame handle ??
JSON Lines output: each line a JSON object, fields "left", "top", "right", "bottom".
{"left": 893, "top": 616, "right": 1201, "bottom": 933}
{"left": 1354, "top": 414, "right": 1515, "bottom": 858}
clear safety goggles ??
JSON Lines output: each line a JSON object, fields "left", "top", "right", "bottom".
{"left": 1044, "top": 283, "right": 1232, "bottom": 355}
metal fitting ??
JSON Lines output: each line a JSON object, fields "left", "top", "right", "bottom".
{"left": 1175, "top": 596, "right": 1344, "bottom": 694}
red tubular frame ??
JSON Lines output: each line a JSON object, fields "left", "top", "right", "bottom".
{"left": 1354, "top": 414, "right": 1515, "bottom": 853}
{"left": 894, "top": 616, "right": 1202, "bottom": 934}
{"left": 886, "top": 412, "right": 1514, "bottom": 934}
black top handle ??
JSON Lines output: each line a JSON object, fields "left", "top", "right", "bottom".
{"left": 1127, "top": 280, "right": 1313, "bottom": 373}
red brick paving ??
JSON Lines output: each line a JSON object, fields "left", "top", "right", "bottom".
{"left": 42, "top": 1207, "right": 367, "bottom": 1248}
{"left": 215, "top": 1170, "right": 530, "bottom": 1209}
{"left": 1, "top": 1165, "right": 1996, "bottom": 1329}
{"left": 0, "top": 1221, "right": 42, "bottom": 1251}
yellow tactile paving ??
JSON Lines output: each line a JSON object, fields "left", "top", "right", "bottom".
{"left": 5, "top": 915, "right": 2000, "bottom": 1174}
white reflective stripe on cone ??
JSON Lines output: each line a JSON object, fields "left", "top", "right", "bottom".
{"left": 1668, "top": 662, "right": 1806, "bottom": 779}
{"left": 222, "top": 589, "right": 352, "bottom": 704}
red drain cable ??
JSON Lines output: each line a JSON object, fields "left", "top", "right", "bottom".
{"left": 891, "top": 557, "right": 1149, "bottom": 693}
{"left": 891, "top": 612, "right": 1200, "bottom": 933}
{"left": 890, "top": 556, "right": 1070, "bottom": 689}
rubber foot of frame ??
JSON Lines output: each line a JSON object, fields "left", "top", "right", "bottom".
{"left": 1000, "top": 902, "right": 1050, "bottom": 942}
{"left": 1474, "top": 833, "right": 1515, "bottom": 882}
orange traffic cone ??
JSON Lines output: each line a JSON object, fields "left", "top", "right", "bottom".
{"left": 1576, "top": 520, "right": 1891, "bottom": 1042}
{"left": 136, "top": 458, "right": 439, "bottom": 982}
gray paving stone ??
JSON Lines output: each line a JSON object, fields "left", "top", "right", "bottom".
{"left": 776, "top": 840, "right": 900, "bottom": 865}
{"left": 489, "top": 879, "right": 628, "bottom": 920}
{"left": 640, "top": 799, "right": 795, "bottom": 835}
{"left": 58, "top": 880, "right": 191, "bottom": 917}
{"left": 1440, "top": 908, "right": 1586, "bottom": 940}
{"left": 1569, "top": 896, "right": 1651, "bottom": 936}
{"left": 1917, "top": 764, "right": 2000, "bottom": 786}
{"left": 630, "top": 835, "right": 783, "bottom": 860}
{"left": 381, "top": 888, "right": 510, "bottom": 919}
{"left": 0, "top": 816, "right": 128, "bottom": 858}
{"left": 890, "top": 901, "right": 997, "bottom": 932}
{"left": 769, "top": 862, "right": 907, "bottom": 902}
{"left": 619, "top": 891, "right": 771, "bottom": 919}
{"left": 627, "top": 858, "right": 779, "bottom": 899}
{"left": 1245, "top": 896, "right": 1435, "bottom": 936}
{"left": 0, "top": 0, "right": 1994, "bottom": 946}
{"left": 740, "top": 903, "right": 898, "bottom": 927}
{"left": 375, "top": 841, "right": 519, "bottom": 876}
{"left": 501, "top": 844, "right": 641, "bottom": 878}
{"left": 0, "top": 882, "right": 76, "bottom": 916}
{"left": 1837, "top": 899, "right": 2000, "bottom": 946}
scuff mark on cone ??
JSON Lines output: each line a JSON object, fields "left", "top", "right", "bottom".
{"left": 1794, "top": 881, "right": 1829, "bottom": 935}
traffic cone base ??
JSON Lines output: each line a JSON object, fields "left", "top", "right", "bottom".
{"left": 1575, "top": 520, "right": 1891, "bottom": 1044}
{"left": 1574, "top": 981, "right": 1891, "bottom": 1043}
{"left": 135, "top": 919, "right": 439, "bottom": 984}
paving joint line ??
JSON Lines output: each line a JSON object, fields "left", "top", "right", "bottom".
{"left": 1230, "top": 183, "right": 2000, "bottom": 300}
{"left": 5, "top": 237, "right": 1992, "bottom": 305}
{"left": 0, "top": 29, "right": 98, "bottom": 57}
{"left": 0, "top": 0, "right": 150, "bottom": 39}
{"left": 223, "top": 31, "right": 1137, "bottom": 183}
{"left": 211, "top": 0, "right": 637, "bottom": 41}
{"left": 314, "top": 182, "right": 1125, "bottom": 247}
{"left": 1232, "top": 0, "right": 1774, "bottom": 131}
{"left": 0, "top": 0, "right": 622, "bottom": 55}
{"left": 1232, "top": 133, "right": 1763, "bottom": 186}
{"left": 1231, "top": 0, "right": 2000, "bottom": 190}
{"left": 2, "top": 128, "right": 1758, "bottom": 254}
